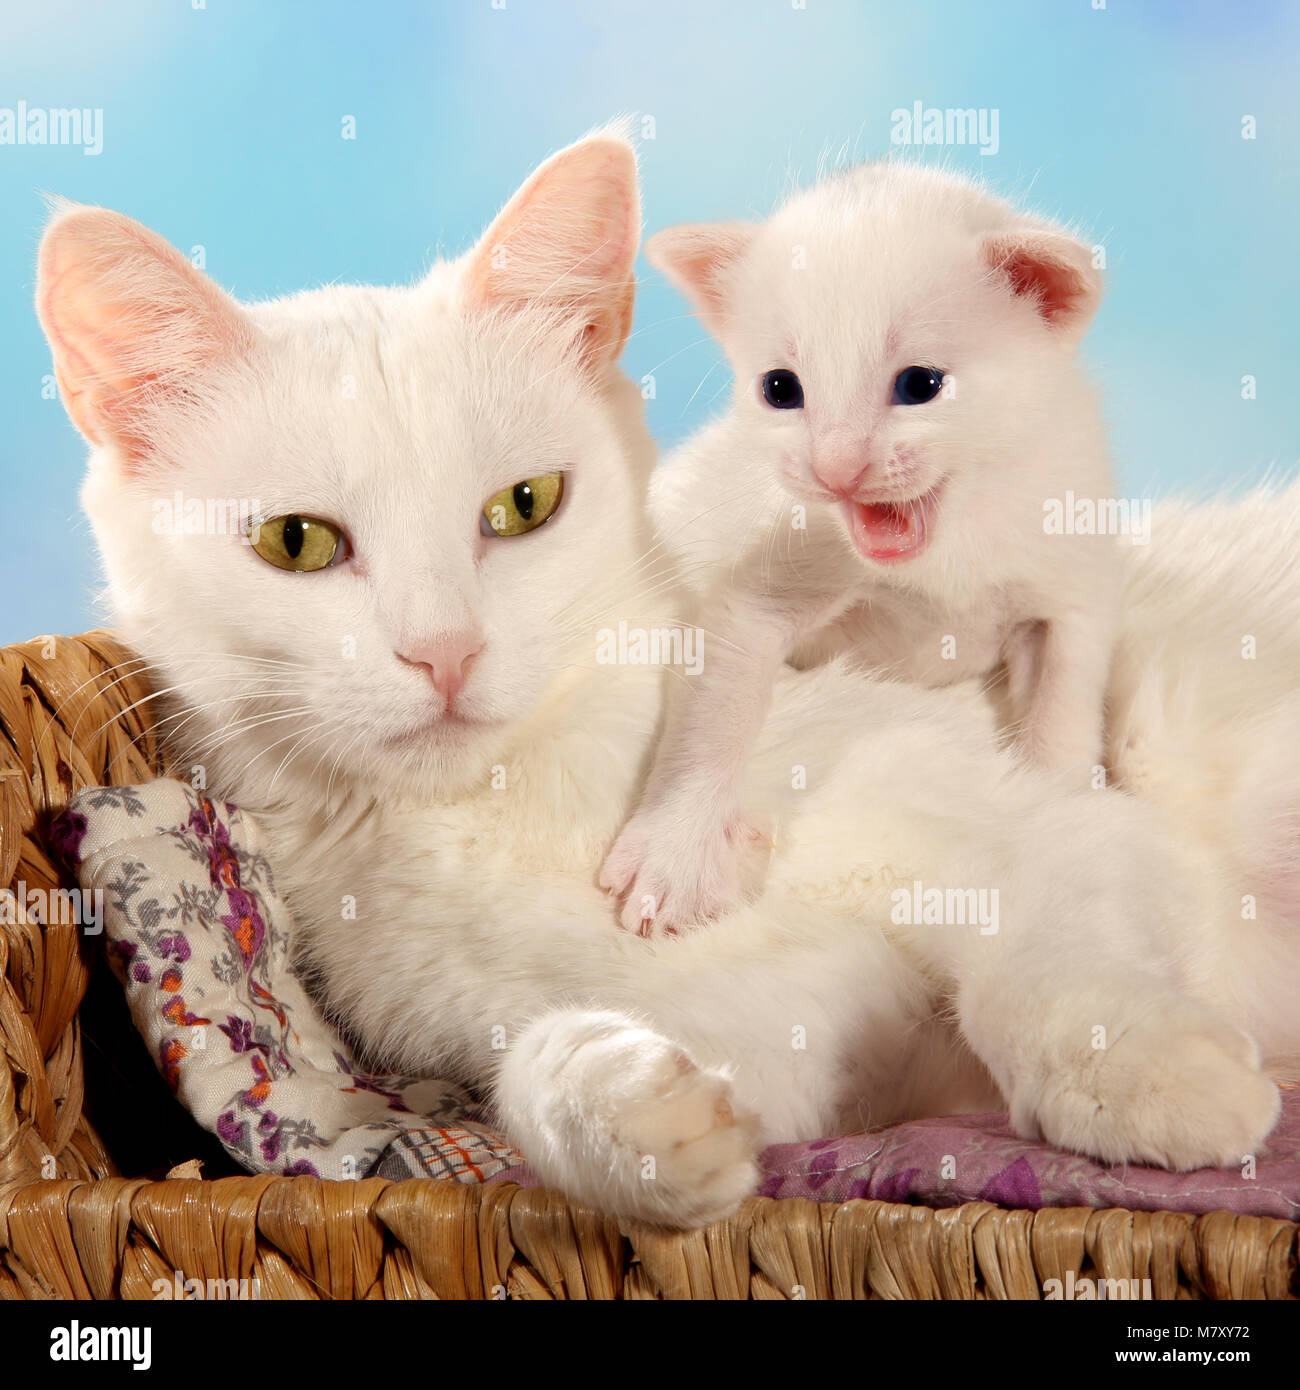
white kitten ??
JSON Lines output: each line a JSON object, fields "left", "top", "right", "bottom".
{"left": 601, "top": 164, "right": 1121, "bottom": 934}
{"left": 42, "top": 135, "right": 1288, "bottom": 1228}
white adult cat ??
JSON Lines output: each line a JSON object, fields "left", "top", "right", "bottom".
{"left": 40, "top": 134, "right": 1288, "bottom": 1228}
{"left": 602, "top": 164, "right": 1122, "bottom": 933}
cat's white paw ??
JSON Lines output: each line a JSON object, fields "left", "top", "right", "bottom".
{"left": 611, "top": 1043, "right": 762, "bottom": 1226}
{"left": 497, "top": 1010, "right": 761, "bottom": 1227}
{"left": 1020, "top": 1005, "right": 1280, "bottom": 1172}
{"left": 599, "top": 803, "right": 762, "bottom": 936}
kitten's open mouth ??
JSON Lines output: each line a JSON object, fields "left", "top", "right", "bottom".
{"left": 841, "top": 482, "right": 945, "bottom": 564}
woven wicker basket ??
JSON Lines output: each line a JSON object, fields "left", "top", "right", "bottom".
{"left": 0, "top": 631, "right": 1294, "bottom": 1300}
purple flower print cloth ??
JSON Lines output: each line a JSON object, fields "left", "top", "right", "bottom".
{"left": 749, "top": 1100, "right": 1300, "bottom": 1219}
{"left": 59, "top": 779, "right": 1299, "bottom": 1218}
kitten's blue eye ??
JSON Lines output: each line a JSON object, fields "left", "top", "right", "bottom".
{"left": 892, "top": 366, "right": 945, "bottom": 406}
{"left": 761, "top": 369, "right": 804, "bottom": 409}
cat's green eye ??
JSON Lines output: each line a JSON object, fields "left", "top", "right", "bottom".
{"left": 481, "top": 474, "right": 565, "bottom": 538}
{"left": 249, "top": 514, "right": 342, "bottom": 572}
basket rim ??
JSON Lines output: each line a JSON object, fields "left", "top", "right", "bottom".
{"left": 2, "top": 1175, "right": 1294, "bottom": 1300}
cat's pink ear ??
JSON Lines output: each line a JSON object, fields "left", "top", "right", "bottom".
{"left": 461, "top": 134, "right": 640, "bottom": 371}
{"left": 36, "top": 205, "right": 252, "bottom": 467}
{"left": 644, "top": 222, "right": 753, "bottom": 339}
{"left": 983, "top": 227, "right": 1102, "bottom": 345}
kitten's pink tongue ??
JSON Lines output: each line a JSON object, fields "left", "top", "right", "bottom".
{"left": 843, "top": 496, "right": 935, "bottom": 564}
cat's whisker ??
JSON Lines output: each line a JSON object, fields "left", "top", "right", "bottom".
{"left": 549, "top": 581, "right": 752, "bottom": 657}
{"left": 224, "top": 716, "right": 345, "bottom": 794}
{"left": 70, "top": 680, "right": 240, "bottom": 754}
{"left": 151, "top": 691, "right": 311, "bottom": 748}
{"left": 40, "top": 653, "right": 259, "bottom": 755}
{"left": 548, "top": 556, "right": 704, "bottom": 618}
{"left": 550, "top": 659, "right": 696, "bottom": 691}
{"left": 553, "top": 585, "right": 752, "bottom": 656}
{"left": 169, "top": 708, "right": 319, "bottom": 772}
{"left": 324, "top": 719, "right": 374, "bottom": 803}
{"left": 545, "top": 498, "right": 749, "bottom": 628}
{"left": 266, "top": 726, "right": 331, "bottom": 799}
{"left": 101, "top": 692, "right": 309, "bottom": 779}
{"left": 304, "top": 716, "right": 371, "bottom": 792}
{"left": 73, "top": 676, "right": 306, "bottom": 756}
{"left": 546, "top": 553, "right": 676, "bottom": 623}
{"left": 178, "top": 704, "right": 316, "bottom": 755}
{"left": 51, "top": 650, "right": 311, "bottom": 735}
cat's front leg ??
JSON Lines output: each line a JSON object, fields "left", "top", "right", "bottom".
{"left": 493, "top": 1008, "right": 761, "bottom": 1227}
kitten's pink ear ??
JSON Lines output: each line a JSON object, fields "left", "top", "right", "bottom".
{"left": 983, "top": 226, "right": 1102, "bottom": 345}
{"left": 461, "top": 134, "right": 640, "bottom": 371}
{"left": 36, "top": 205, "right": 252, "bottom": 467}
{"left": 644, "top": 222, "right": 753, "bottom": 339}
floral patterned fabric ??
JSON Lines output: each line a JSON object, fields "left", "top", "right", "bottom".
{"left": 59, "top": 781, "right": 524, "bottom": 1184}
{"left": 59, "top": 779, "right": 1300, "bottom": 1217}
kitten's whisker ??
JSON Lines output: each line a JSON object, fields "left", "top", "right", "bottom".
{"left": 520, "top": 328, "right": 717, "bottom": 397}
{"left": 636, "top": 336, "right": 722, "bottom": 381}
{"left": 620, "top": 310, "right": 720, "bottom": 345}
{"left": 680, "top": 361, "right": 722, "bottom": 419}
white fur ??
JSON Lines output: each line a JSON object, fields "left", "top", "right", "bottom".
{"left": 44, "top": 138, "right": 1296, "bottom": 1228}
{"left": 1107, "top": 480, "right": 1300, "bottom": 1075}
{"left": 603, "top": 163, "right": 1122, "bottom": 932}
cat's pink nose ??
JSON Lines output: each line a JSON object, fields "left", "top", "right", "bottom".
{"left": 399, "top": 633, "right": 483, "bottom": 702}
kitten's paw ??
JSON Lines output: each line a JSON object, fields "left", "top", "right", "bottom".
{"left": 1022, "top": 1005, "right": 1280, "bottom": 1171}
{"left": 498, "top": 1010, "right": 761, "bottom": 1227}
{"left": 599, "top": 806, "right": 762, "bottom": 936}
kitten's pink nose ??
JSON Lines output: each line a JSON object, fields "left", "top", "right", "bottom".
{"left": 811, "top": 430, "right": 876, "bottom": 498}
{"left": 811, "top": 454, "right": 871, "bottom": 499}
{"left": 399, "top": 633, "right": 483, "bottom": 702}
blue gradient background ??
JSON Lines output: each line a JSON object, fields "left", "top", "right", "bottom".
{"left": 1, "top": 0, "right": 1296, "bottom": 644}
